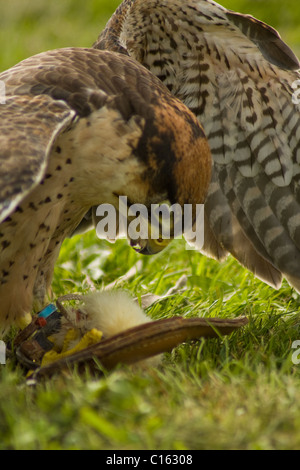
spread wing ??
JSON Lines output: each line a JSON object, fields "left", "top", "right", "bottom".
{"left": 96, "top": 0, "right": 300, "bottom": 291}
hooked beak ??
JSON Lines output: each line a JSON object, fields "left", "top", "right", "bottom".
{"left": 130, "top": 237, "right": 171, "bottom": 255}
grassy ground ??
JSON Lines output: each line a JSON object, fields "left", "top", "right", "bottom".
{"left": 1, "top": 0, "right": 300, "bottom": 451}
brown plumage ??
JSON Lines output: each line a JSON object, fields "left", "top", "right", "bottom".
{"left": 0, "top": 47, "right": 211, "bottom": 335}
{"left": 95, "top": 0, "right": 300, "bottom": 292}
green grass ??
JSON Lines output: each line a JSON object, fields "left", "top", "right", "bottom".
{"left": 1, "top": 0, "right": 300, "bottom": 451}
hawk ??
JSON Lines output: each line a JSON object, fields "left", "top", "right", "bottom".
{"left": 0, "top": 47, "right": 211, "bottom": 335}
{"left": 95, "top": 0, "right": 300, "bottom": 293}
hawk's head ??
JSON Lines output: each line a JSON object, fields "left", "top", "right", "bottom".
{"left": 72, "top": 52, "right": 211, "bottom": 255}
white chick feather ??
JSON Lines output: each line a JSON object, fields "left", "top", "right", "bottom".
{"left": 76, "top": 290, "right": 152, "bottom": 336}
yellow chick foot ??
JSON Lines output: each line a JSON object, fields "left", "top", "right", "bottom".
{"left": 41, "top": 328, "right": 102, "bottom": 366}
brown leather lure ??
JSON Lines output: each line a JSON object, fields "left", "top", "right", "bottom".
{"left": 13, "top": 300, "right": 248, "bottom": 380}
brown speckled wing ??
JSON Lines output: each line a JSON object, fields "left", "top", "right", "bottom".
{"left": 0, "top": 94, "right": 74, "bottom": 223}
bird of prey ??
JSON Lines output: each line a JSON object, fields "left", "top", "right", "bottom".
{"left": 0, "top": 47, "right": 211, "bottom": 335}
{"left": 95, "top": 0, "right": 300, "bottom": 292}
